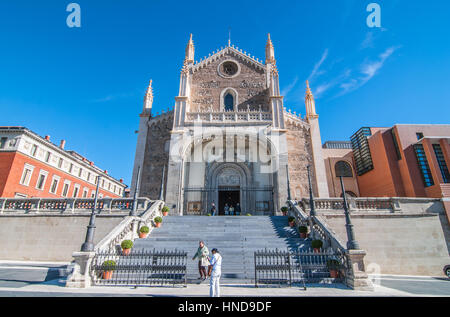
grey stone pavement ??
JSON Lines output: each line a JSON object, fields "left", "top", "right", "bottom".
{"left": 0, "top": 261, "right": 449, "bottom": 297}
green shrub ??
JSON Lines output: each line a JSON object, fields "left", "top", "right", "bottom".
{"left": 288, "top": 216, "right": 295, "bottom": 223}
{"left": 102, "top": 260, "right": 116, "bottom": 271}
{"left": 154, "top": 216, "right": 163, "bottom": 223}
{"left": 139, "top": 226, "right": 150, "bottom": 233}
{"left": 281, "top": 206, "right": 288, "bottom": 213}
{"left": 299, "top": 225, "right": 308, "bottom": 234}
{"left": 121, "top": 240, "right": 133, "bottom": 250}
{"left": 311, "top": 240, "right": 323, "bottom": 249}
{"left": 246, "top": 213, "right": 252, "bottom": 216}
{"left": 162, "top": 206, "right": 169, "bottom": 213}
{"left": 326, "top": 259, "right": 341, "bottom": 270}
{"left": 207, "top": 213, "right": 212, "bottom": 217}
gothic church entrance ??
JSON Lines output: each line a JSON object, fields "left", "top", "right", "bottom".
{"left": 218, "top": 188, "right": 240, "bottom": 216}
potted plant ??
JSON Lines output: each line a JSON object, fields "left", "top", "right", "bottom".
{"left": 299, "top": 225, "right": 308, "bottom": 239}
{"left": 154, "top": 216, "right": 163, "bottom": 228}
{"left": 162, "top": 206, "right": 169, "bottom": 217}
{"left": 207, "top": 213, "right": 212, "bottom": 217}
{"left": 139, "top": 226, "right": 150, "bottom": 239}
{"left": 281, "top": 206, "right": 288, "bottom": 216}
{"left": 311, "top": 240, "right": 323, "bottom": 253}
{"left": 327, "top": 259, "right": 341, "bottom": 278}
{"left": 246, "top": 213, "right": 252, "bottom": 216}
{"left": 121, "top": 240, "right": 133, "bottom": 256}
{"left": 101, "top": 260, "right": 116, "bottom": 280}
{"left": 288, "top": 216, "right": 295, "bottom": 227}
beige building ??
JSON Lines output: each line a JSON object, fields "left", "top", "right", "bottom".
{"left": 131, "top": 34, "right": 330, "bottom": 215}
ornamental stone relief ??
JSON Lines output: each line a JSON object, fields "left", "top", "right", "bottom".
{"left": 218, "top": 169, "right": 241, "bottom": 186}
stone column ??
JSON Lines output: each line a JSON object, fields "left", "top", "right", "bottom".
{"left": 308, "top": 118, "right": 330, "bottom": 198}
{"left": 345, "top": 250, "right": 374, "bottom": 291}
{"left": 66, "top": 252, "right": 96, "bottom": 288}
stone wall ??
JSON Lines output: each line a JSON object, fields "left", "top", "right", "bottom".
{"left": 190, "top": 51, "right": 269, "bottom": 112}
{"left": 319, "top": 212, "right": 450, "bottom": 276}
{"left": 0, "top": 215, "right": 123, "bottom": 262}
{"left": 285, "top": 120, "right": 316, "bottom": 199}
{"left": 140, "top": 113, "right": 173, "bottom": 200}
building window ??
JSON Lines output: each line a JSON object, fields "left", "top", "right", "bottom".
{"left": 416, "top": 132, "right": 424, "bottom": 140}
{"left": 19, "top": 164, "right": 34, "bottom": 186}
{"left": 50, "top": 176, "right": 60, "bottom": 194}
{"left": 73, "top": 185, "right": 80, "bottom": 198}
{"left": 351, "top": 127, "right": 374, "bottom": 176}
{"left": 433, "top": 144, "right": 450, "bottom": 183}
{"left": 62, "top": 181, "right": 71, "bottom": 197}
{"left": 45, "top": 151, "right": 51, "bottom": 163}
{"left": 335, "top": 161, "right": 353, "bottom": 178}
{"left": 391, "top": 129, "right": 402, "bottom": 160}
{"left": 87, "top": 172, "right": 91, "bottom": 182}
{"left": 224, "top": 94, "right": 234, "bottom": 112}
{"left": 78, "top": 168, "right": 83, "bottom": 178}
{"left": 83, "top": 188, "right": 89, "bottom": 198}
{"left": 31, "top": 144, "right": 38, "bottom": 157}
{"left": 414, "top": 144, "right": 434, "bottom": 187}
{"left": 0, "top": 137, "right": 7, "bottom": 149}
{"left": 69, "top": 163, "right": 73, "bottom": 174}
{"left": 58, "top": 158, "right": 63, "bottom": 168}
{"left": 35, "top": 170, "right": 48, "bottom": 190}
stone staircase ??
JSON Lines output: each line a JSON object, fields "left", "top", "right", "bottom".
{"left": 134, "top": 216, "right": 311, "bottom": 284}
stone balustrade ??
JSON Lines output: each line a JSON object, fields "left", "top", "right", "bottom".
{"left": 186, "top": 110, "right": 272, "bottom": 124}
{"left": 298, "top": 197, "right": 443, "bottom": 214}
{"left": 288, "top": 200, "right": 374, "bottom": 291}
{"left": 0, "top": 197, "right": 152, "bottom": 214}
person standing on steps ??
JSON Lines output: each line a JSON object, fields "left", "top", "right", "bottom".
{"left": 210, "top": 203, "right": 217, "bottom": 216}
{"left": 229, "top": 204, "right": 234, "bottom": 216}
{"left": 235, "top": 203, "right": 241, "bottom": 216}
{"left": 224, "top": 204, "right": 229, "bottom": 216}
{"left": 192, "top": 241, "right": 210, "bottom": 281}
{"left": 208, "top": 248, "right": 222, "bottom": 297}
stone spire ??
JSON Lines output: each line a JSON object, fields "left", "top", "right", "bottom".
{"left": 143, "top": 79, "right": 153, "bottom": 114}
{"left": 265, "top": 33, "right": 276, "bottom": 64}
{"left": 305, "top": 80, "right": 318, "bottom": 119}
{"left": 185, "top": 33, "right": 195, "bottom": 64}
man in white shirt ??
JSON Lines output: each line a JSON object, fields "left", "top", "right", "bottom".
{"left": 208, "top": 248, "right": 222, "bottom": 297}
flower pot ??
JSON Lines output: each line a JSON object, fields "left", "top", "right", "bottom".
{"left": 139, "top": 232, "right": 148, "bottom": 239}
{"left": 103, "top": 271, "right": 113, "bottom": 280}
{"left": 282, "top": 212, "right": 287, "bottom": 216}
{"left": 329, "top": 269, "right": 338, "bottom": 278}
{"left": 313, "top": 248, "right": 320, "bottom": 254}
{"left": 300, "top": 233, "right": 307, "bottom": 239}
{"left": 122, "top": 248, "right": 131, "bottom": 256}
{"left": 163, "top": 212, "right": 169, "bottom": 217}
{"left": 155, "top": 222, "right": 162, "bottom": 228}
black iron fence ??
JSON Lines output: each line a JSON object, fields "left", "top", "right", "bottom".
{"left": 254, "top": 248, "right": 344, "bottom": 288}
{"left": 91, "top": 250, "right": 187, "bottom": 287}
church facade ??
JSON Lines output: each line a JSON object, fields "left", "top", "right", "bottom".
{"left": 131, "top": 34, "right": 329, "bottom": 216}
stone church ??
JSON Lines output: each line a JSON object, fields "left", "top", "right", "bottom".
{"left": 131, "top": 34, "right": 329, "bottom": 216}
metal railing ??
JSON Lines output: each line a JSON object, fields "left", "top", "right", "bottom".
{"left": 254, "top": 248, "right": 344, "bottom": 288}
{"left": 91, "top": 249, "right": 187, "bottom": 287}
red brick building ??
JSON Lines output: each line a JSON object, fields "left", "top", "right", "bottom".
{"left": 350, "top": 124, "right": 450, "bottom": 221}
{"left": 0, "top": 127, "right": 127, "bottom": 199}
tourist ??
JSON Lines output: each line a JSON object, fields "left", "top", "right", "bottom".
{"left": 229, "top": 205, "right": 235, "bottom": 216}
{"left": 211, "top": 203, "right": 217, "bottom": 216}
{"left": 235, "top": 203, "right": 241, "bottom": 216}
{"left": 192, "top": 241, "right": 210, "bottom": 281}
{"left": 224, "top": 204, "right": 229, "bottom": 216}
{"left": 208, "top": 248, "right": 222, "bottom": 297}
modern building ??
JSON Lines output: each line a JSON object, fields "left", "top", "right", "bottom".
{"left": 0, "top": 127, "right": 128, "bottom": 199}
{"left": 322, "top": 141, "right": 360, "bottom": 198}
{"left": 131, "top": 34, "right": 330, "bottom": 216}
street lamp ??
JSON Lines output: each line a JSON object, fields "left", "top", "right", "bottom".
{"left": 336, "top": 162, "right": 360, "bottom": 250}
{"left": 306, "top": 165, "right": 316, "bottom": 235}
{"left": 286, "top": 165, "right": 292, "bottom": 201}
{"left": 81, "top": 175, "right": 101, "bottom": 252}
{"left": 130, "top": 166, "right": 141, "bottom": 217}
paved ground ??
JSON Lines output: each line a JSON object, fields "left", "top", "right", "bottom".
{"left": 0, "top": 262, "right": 449, "bottom": 296}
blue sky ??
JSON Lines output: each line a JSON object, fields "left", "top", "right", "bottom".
{"left": 0, "top": 0, "right": 449, "bottom": 186}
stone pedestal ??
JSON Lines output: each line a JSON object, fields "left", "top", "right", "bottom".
{"left": 345, "top": 249, "right": 374, "bottom": 291}
{"left": 65, "top": 251, "right": 96, "bottom": 288}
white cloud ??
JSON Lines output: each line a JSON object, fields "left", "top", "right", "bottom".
{"left": 308, "top": 49, "right": 329, "bottom": 82}
{"left": 281, "top": 76, "right": 299, "bottom": 97}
